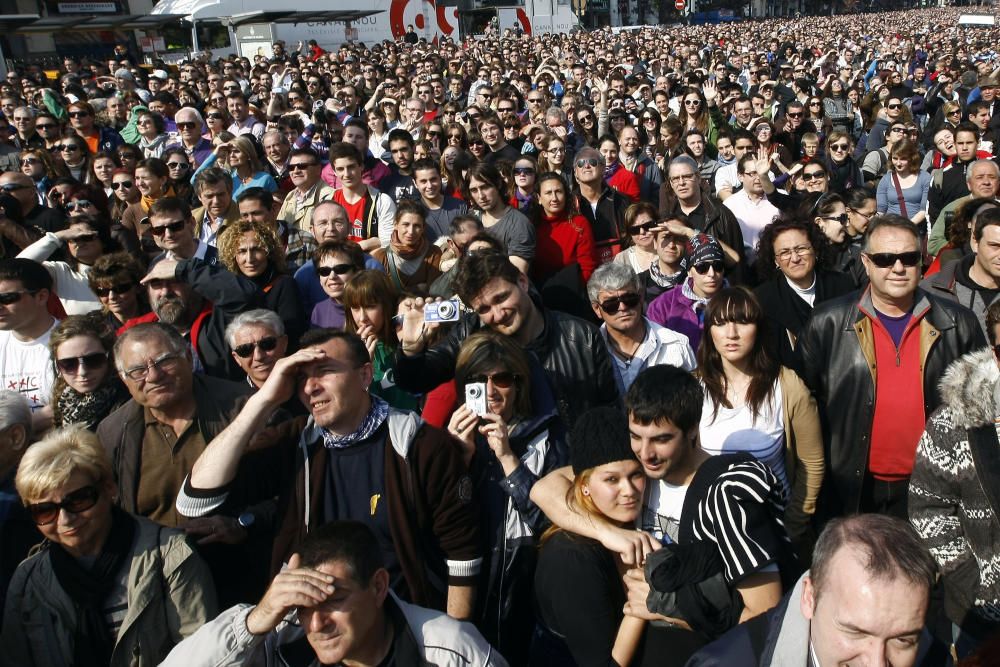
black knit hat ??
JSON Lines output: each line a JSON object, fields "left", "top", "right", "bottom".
{"left": 570, "top": 407, "right": 636, "bottom": 475}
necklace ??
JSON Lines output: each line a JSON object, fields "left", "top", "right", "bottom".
{"left": 612, "top": 326, "right": 645, "bottom": 366}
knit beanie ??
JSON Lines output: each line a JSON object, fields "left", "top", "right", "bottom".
{"left": 570, "top": 407, "right": 636, "bottom": 475}
{"left": 688, "top": 233, "right": 724, "bottom": 267}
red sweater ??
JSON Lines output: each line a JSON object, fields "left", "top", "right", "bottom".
{"left": 532, "top": 212, "right": 598, "bottom": 284}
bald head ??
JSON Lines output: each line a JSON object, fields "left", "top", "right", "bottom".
{"left": 0, "top": 172, "right": 36, "bottom": 212}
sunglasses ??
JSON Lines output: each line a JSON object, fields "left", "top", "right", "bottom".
{"left": 111, "top": 181, "right": 133, "bottom": 190}
{"left": 149, "top": 220, "right": 187, "bottom": 235}
{"left": 598, "top": 292, "right": 641, "bottom": 313}
{"left": 65, "top": 200, "right": 93, "bottom": 212}
{"left": 684, "top": 100, "right": 701, "bottom": 106}
{"left": 0, "top": 289, "right": 35, "bottom": 305}
{"left": 820, "top": 213, "right": 849, "bottom": 225}
{"left": 801, "top": 172, "right": 826, "bottom": 181}
{"left": 786, "top": 112, "right": 803, "bottom": 118}
{"left": 27, "top": 485, "right": 100, "bottom": 526}
{"left": 20, "top": 158, "right": 40, "bottom": 166}
{"left": 694, "top": 261, "right": 725, "bottom": 275}
{"left": 466, "top": 371, "right": 519, "bottom": 389}
{"left": 206, "top": 113, "right": 225, "bottom": 120}
{"left": 67, "top": 111, "right": 90, "bottom": 118}
{"left": 865, "top": 251, "right": 921, "bottom": 268}
{"left": 830, "top": 143, "right": 850, "bottom": 151}
{"left": 35, "top": 123, "right": 56, "bottom": 130}
{"left": 889, "top": 127, "right": 906, "bottom": 133}
{"left": 59, "top": 144, "right": 82, "bottom": 152}
{"left": 288, "top": 162, "right": 318, "bottom": 171}
{"left": 67, "top": 233, "right": 98, "bottom": 245}
{"left": 317, "top": 263, "right": 355, "bottom": 277}
{"left": 576, "top": 157, "right": 600, "bottom": 168}
{"left": 167, "top": 161, "right": 190, "bottom": 170}
{"left": 56, "top": 351, "right": 108, "bottom": 375}
{"left": 887, "top": 103, "right": 902, "bottom": 110}
{"left": 628, "top": 221, "right": 657, "bottom": 235}
{"left": 232, "top": 336, "right": 279, "bottom": 358}
{"left": 94, "top": 282, "right": 135, "bottom": 297}
{"left": 513, "top": 167, "right": 535, "bottom": 176}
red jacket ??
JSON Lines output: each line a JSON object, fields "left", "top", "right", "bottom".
{"left": 605, "top": 164, "right": 640, "bottom": 202}
{"left": 532, "top": 211, "right": 598, "bottom": 284}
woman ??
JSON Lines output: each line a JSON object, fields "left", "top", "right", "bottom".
{"left": 310, "top": 240, "right": 365, "bottom": 329}
{"left": 599, "top": 134, "right": 640, "bottom": 202}
{"left": 822, "top": 76, "right": 855, "bottom": 136}
{"left": 811, "top": 192, "right": 850, "bottom": 246}
{"left": 448, "top": 331, "right": 567, "bottom": 666}
{"left": 921, "top": 127, "right": 956, "bottom": 173}
{"left": 343, "top": 270, "right": 418, "bottom": 411}
{"left": 619, "top": 125, "right": 663, "bottom": 203}
{"left": 57, "top": 133, "right": 93, "bottom": 183}
{"left": 804, "top": 96, "right": 825, "bottom": 128}
{"left": 90, "top": 151, "right": 118, "bottom": 199}
{"left": 697, "top": 287, "right": 825, "bottom": 553}
{"left": 48, "top": 312, "right": 129, "bottom": 430}
{"left": 638, "top": 217, "right": 689, "bottom": 303}
{"left": 0, "top": 425, "right": 216, "bottom": 666}
{"left": 753, "top": 217, "right": 854, "bottom": 370}
{"left": 537, "top": 133, "right": 571, "bottom": 180}
{"left": 876, "top": 139, "right": 930, "bottom": 228}
{"left": 109, "top": 168, "right": 139, "bottom": 225}
{"left": 135, "top": 110, "right": 169, "bottom": 159}
{"left": 532, "top": 172, "right": 597, "bottom": 287}
{"left": 468, "top": 132, "right": 489, "bottom": 162}
{"left": 647, "top": 233, "right": 726, "bottom": 352}
{"left": 367, "top": 107, "right": 391, "bottom": 160}
{"left": 440, "top": 146, "right": 464, "bottom": 198}
{"left": 87, "top": 252, "right": 149, "bottom": 329}
{"left": 203, "top": 106, "right": 230, "bottom": 139}
{"left": 677, "top": 85, "right": 723, "bottom": 149}
{"left": 823, "top": 131, "right": 864, "bottom": 194}
{"left": 371, "top": 199, "right": 443, "bottom": 294}
{"left": 21, "top": 147, "right": 64, "bottom": 203}
{"left": 194, "top": 135, "right": 277, "bottom": 198}
{"left": 574, "top": 106, "right": 599, "bottom": 148}
{"left": 637, "top": 108, "right": 661, "bottom": 152}
{"left": 163, "top": 148, "right": 195, "bottom": 205}
{"left": 121, "top": 157, "right": 174, "bottom": 252}
{"left": 751, "top": 119, "right": 792, "bottom": 171}
{"left": 218, "top": 218, "right": 305, "bottom": 346}
{"left": 17, "top": 217, "right": 119, "bottom": 314}
{"left": 444, "top": 122, "right": 468, "bottom": 150}
{"left": 511, "top": 155, "right": 538, "bottom": 215}
{"left": 614, "top": 201, "right": 658, "bottom": 274}
{"left": 115, "top": 144, "right": 141, "bottom": 173}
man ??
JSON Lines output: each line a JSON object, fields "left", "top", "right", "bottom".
{"left": 413, "top": 158, "right": 468, "bottom": 242}
{"left": 687, "top": 514, "right": 938, "bottom": 666}
{"left": 713, "top": 130, "right": 755, "bottom": 200}
{"left": 928, "top": 158, "right": 1000, "bottom": 256}
{"left": 573, "top": 147, "right": 631, "bottom": 265}
{"left": 0, "top": 259, "right": 56, "bottom": 430}
{"left": 236, "top": 188, "right": 316, "bottom": 273}
{"left": 66, "top": 100, "right": 122, "bottom": 154}
{"left": 464, "top": 163, "right": 534, "bottom": 273}
{"left": 0, "top": 390, "right": 39, "bottom": 619}
{"left": 798, "top": 215, "right": 985, "bottom": 520}
{"left": 159, "top": 521, "right": 505, "bottom": 666}
{"left": 11, "top": 107, "right": 42, "bottom": 150}
{"left": 225, "top": 309, "right": 288, "bottom": 390}
{"left": 923, "top": 206, "right": 1000, "bottom": 336}
{"left": 395, "top": 252, "right": 619, "bottom": 428}
{"left": 730, "top": 96, "right": 755, "bottom": 129}
{"left": 380, "top": 129, "right": 420, "bottom": 203}
{"left": 148, "top": 197, "right": 218, "bottom": 265}
{"left": 167, "top": 107, "right": 213, "bottom": 167}
{"left": 97, "top": 322, "right": 276, "bottom": 606}
{"left": 261, "top": 130, "right": 291, "bottom": 191}
{"left": 928, "top": 124, "right": 986, "bottom": 226}
{"left": 588, "top": 263, "right": 695, "bottom": 395}
{"left": 863, "top": 120, "right": 908, "bottom": 187}
{"left": 276, "top": 148, "right": 334, "bottom": 232}
{"left": 0, "top": 172, "right": 64, "bottom": 234}
{"left": 658, "top": 155, "right": 745, "bottom": 275}
{"left": 910, "top": 300, "right": 1000, "bottom": 657}
{"left": 175, "top": 329, "right": 482, "bottom": 617}
{"left": 479, "top": 115, "right": 520, "bottom": 165}
{"left": 723, "top": 155, "right": 781, "bottom": 261}
{"left": 967, "top": 100, "right": 998, "bottom": 155}
{"left": 227, "top": 92, "right": 265, "bottom": 141}
{"left": 773, "top": 99, "right": 815, "bottom": 159}
{"left": 428, "top": 215, "right": 485, "bottom": 298}
{"left": 192, "top": 168, "right": 240, "bottom": 248}
{"left": 329, "top": 142, "right": 396, "bottom": 253}
{"left": 323, "top": 119, "right": 391, "bottom": 191}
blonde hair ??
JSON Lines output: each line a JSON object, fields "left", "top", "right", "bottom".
{"left": 230, "top": 135, "right": 264, "bottom": 174}
{"left": 16, "top": 425, "right": 113, "bottom": 503}
{"left": 540, "top": 467, "right": 602, "bottom": 545}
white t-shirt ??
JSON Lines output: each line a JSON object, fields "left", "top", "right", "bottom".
{"left": 0, "top": 319, "right": 58, "bottom": 412}
{"left": 698, "top": 380, "right": 788, "bottom": 494}
{"left": 641, "top": 479, "right": 688, "bottom": 544}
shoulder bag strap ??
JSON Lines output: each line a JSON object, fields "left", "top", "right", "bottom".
{"left": 892, "top": 172, "right": 909, "bottom": 219}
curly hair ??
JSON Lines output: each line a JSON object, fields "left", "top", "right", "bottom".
{"left": 217, "top": 218, "right": 286, "bottom": 275}
{"left": 755, "top": 215, "right": 833, "bottom": 281}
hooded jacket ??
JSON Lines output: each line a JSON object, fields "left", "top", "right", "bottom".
{"left": 919, "top": 252, "right": 1000, "bottom": 338}
{"left": 910, "top": 347, "right": 1000, "bottom": 636}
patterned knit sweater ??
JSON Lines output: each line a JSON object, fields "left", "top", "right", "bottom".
{"left": 910, "top": 347, "right": 1000, "bottom": 631}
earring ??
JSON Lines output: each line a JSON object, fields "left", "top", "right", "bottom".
{"left": 582, "top": 488, "right": 590, "bottom": 496}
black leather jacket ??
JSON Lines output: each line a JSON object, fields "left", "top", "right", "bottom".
{"left": 797, "top": 288, "right": 985, "bottom": 517}
{"left": 394, "top": 301, "right": 620, "bottom": 428}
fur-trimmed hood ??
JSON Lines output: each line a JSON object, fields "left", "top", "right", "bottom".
{"left": 939, "top": 347, "right": 1000, "bottom": 429}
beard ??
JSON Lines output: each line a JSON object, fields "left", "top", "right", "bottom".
{"left": 153, "top": 295, "right": 189, "bottom": 325}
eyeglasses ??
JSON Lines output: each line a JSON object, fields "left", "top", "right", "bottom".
{"left": 149, "top": 220, "right": 188, "bottom": 235}
{"left": 166, "top": 161, "right": 190, "bottom": 170}
{"left": 67, "top": 111, "right": 90, "bottom": 118}
{"left": 317, "top": 263, "right": 355, "bottom": 277}
{"left": 513, "top": 167, "right": 535, "bottom": 176}
{"left": 694, "top": 261, "right": 725, "bottom": 275}
{"left": 466, "top": 371, "right": 519, "bottom": 388}
{"left": 122, "top": 350, "right": 185, "bottom": 381}
{"left": 889, "top": 127, "right": 906, "bottom": 133}
{"left": 27, "top": 485, "right": 100, "bottom": 526}
{"left": 597, "top": 292, "right": 641, "bottom": 313}
{"left": 669, "top": 173, "right": 696, "bottom": 184}
{"left": 176, "top": 121, "right": 198, "bottom": 130}
{"left": 0, "top": 289, "right": 36, "bottom": 305}
{"left": 820, "top": 213, "right": 849, "bottom": 225}
{"left": 111, "top": 181, "right": 133, "bottom": 190}
{"left": 59, "top": 144, "right": 81, "bottom": 152}
{"left": 288, "top": 162, "right": 318, "bottom": 171}
{"left": 865, "top": 251, "right": 921, "bottom": 268}
{"left": 575, "top": 157, "right": 600, "bottom": 168}
{"left": 848, "top": 207, "right": 875, "bottom": 221}
{"left": 94, "top": 282, "right": 135, "bottom": 297}
{"left": 775, "top": 244, "right": 813, "bottom": 262}
{"left": 830, "top": 143, "right": 850, "bottom": 152}
{"left": 56, "top": 351, "right": 108, "bottom": 375}
{"left": 801, "top": 172, "right": 826, "bottom": 181}
{"left": 232, "top": 336, "right": 279, "bottom": 358}
{"left": 628, "top": 221, "right": 657, "bottom": 235}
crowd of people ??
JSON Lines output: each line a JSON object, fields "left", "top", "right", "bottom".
{"left": 2, "top": 5, "right": 1000, "bottom": 665}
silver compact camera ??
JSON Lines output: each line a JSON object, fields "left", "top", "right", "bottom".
{"left": 465, "top": 382, "right": 488, "bottom": 416}
{"left": 424, "top": 299, "right": 461, "bottom": 323}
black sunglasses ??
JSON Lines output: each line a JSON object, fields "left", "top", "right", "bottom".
{"left": 317, "top": 263, "right": 355, "bottom": 277}
{"left": 598, "top": 292, "right": 641, "bottom": 313}
{"left": 694, "top": 261, "right": 725, "bottom": 275}
{"left": 232, "top": 336, "right": 279, "bottom": 358}
{"left": 466, "top": 371, "right": 519, "bottom": 388}
{"left": 801, "top": 172, "right": 826, "bottom": 181}
{"left": 865, "top": 251, "right": 921, "bottom": 268}
{"left": 0, "top": 289, "right": 36, "bottom": 305}
{"left": 150, "top": 220, "right": 187, "bottom": 235}
{"left": 27, "top": 485, "right": 100, "bottom": 525}
{"left": 628, "top": 221, "right": 657, "bottom": 235}
{"left": 576, "top": 157, "right": 600, "bottom": 168}
{"left": 94, "top": 282, "right": 135, "bottom": 297}
{"left": 820, "top": 213, "right": 849, "bottom": 225}
{"left": 111, "top": 181, "right": 133, "bottom": 190}
{"left": 56, "top": 351, "right": 109, "bottom": 375}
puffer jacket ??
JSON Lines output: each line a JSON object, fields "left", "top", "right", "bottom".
{"left": 910, "top": 347, "right": 1000, "bottom": 638}
{"left": 0, "top": 517, "right": 216, "bottom": 667}
{"left": 797, "top": 287, "right": 985, "bottom": 517}
{"left": 394, "top": 297, "right": 620, "bottom": 429}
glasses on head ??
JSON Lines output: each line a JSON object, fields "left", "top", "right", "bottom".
{"left": 59, "top": 144, "right": 81, "bottom": 152}
{"left": 149, "top": 220, "right": 188, "bottom": 236}
{"left": 694, "top": 261, "right": 725, "bottom": 275}
{"left": 94, "top": 282, "right": 135, "bottom": 297}
{"left": 865, "top": 251, "right": 921, "bottom": 268}
{"left": 56, "top": 351, "right": 108, "bottom": 375}
{"left": 232, "top": 336, "right": 279, "bottom": 358}
{"left": 288, "top": 161, "right": 318, "bottom": 171}
{"left": 801, "top": 172, "right": 826, "bottom": 181}
{"left": 27, "top": 485, "right": 100, "bottom": 526}
{"left": 775, "top": 244, "right": 813, "bottom": 262}
{"left": 513, "top": 167, "right": 535, "bottom": 176}
{"left": 122, "top": 351, "right": 185, "bottom": 381}
{"left": 111, "top": 180, "right": 133, "bottom": 190}
{"left": 317, "top": 263, "right": 355, "bottom": 277}
{"left": 466, "top": 371, "right": 519, "bottom": 389}
{"left": 628, "top": 221, "right": 656, "bottom": 235}
{"left": 0, "top": 289, "right": 36, "bottom": 305}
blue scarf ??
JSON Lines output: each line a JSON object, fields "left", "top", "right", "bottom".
{"left": 604, "top": 161, "right": 622, "bottom": 181}
{"left": 321, "top": 395, "right": 390, "bottom": 449}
